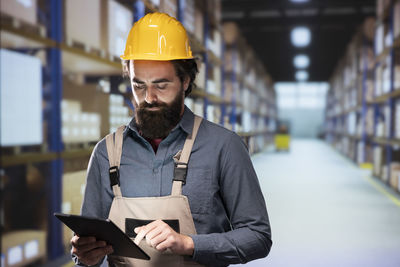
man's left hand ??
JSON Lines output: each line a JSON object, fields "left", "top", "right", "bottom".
{"left": 134, "top": 219, "right": 194, "bottom": 256}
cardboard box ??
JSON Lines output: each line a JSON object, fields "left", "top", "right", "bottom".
{"left": 160, "top": 0, "right": 177, "bottom": 18}
{"left": 63, "top": 77, "right": 110, "bottom": 138}
{"left": 377, "top": 0, "right": 391, "bottom": 19}
{"left": 195, "top": 61, "right": 206, "bottom": 90}
{"left": 107, "top": 0, "right": 133, "bottom": 57}
{"left": 193, "top": 99, "right": 204, "bottom": 117}
{"left": 182, "top": 0, "right": 195, "bottom": 34}
{"left": 194, "top": 8, "right": 204, "bottom": 43}
{"left": 109, "top": 94, "right": 131, "bottom": 133}
{"left": 206, "top": 29, "right": 222, "bottom": 58}
{"left": 373, "top": 146, "right": 383, "bottom": 177}
{"left": 2, "top": 230, "right": 46, "bottom": 267}
{"left": 375, "top": 24, "right": 384, "bottom": 56}
{"left": 395, "top": 99, "right": 400, "bottom": 139}
{"left": 62, "top": 170, "right": 87, "bottom": 249}
{"left": 65, "top": 0, "right": 103, "bottom": 51}
{"left": 184, "top": 97, "right": 194, "bottom": 110}
{"left": 0, "top": 0, "right": 37, "bottom": 25}
{"left": 382, "top": 164, "right": 389, "bottom": 182}
{"left": 390, "top": 163, "right": 400, "bottom": 190}
{"left": 149, "top": 0, "right": 160, "bottom": 6}
{"left": 394, "top": 1, "right": 400, "bottom": 39}
{"left": 395, "top": 65, "right": 400, "bottom": 89}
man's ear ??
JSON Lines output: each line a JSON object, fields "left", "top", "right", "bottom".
{"left": 183, "top": 76, "right": 190, "bottom": 92}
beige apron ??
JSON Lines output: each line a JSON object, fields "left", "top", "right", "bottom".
{"left": 105, "top": 116, "right": 205, "bottom": 267}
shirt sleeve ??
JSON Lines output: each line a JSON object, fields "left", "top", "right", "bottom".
{"left": 72, "top": 143, "right": 107, "bottom": 267}
{"left": 191, "top": 132, "right": 272, "bottom": 266}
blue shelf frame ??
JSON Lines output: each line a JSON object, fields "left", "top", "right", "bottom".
{"left": 45, "top": 0, "right": 64, "bottom": 259}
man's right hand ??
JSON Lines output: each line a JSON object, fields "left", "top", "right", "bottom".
{"left": 71, "top": 235, "right": 113, "bottom": 266}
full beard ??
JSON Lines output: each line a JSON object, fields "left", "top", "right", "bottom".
{"left": 134, "top": 89, "right": 184, "bottom": 139}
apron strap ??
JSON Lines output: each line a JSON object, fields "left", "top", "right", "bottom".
{"left": 105, "top": 125, "right": 125, "bottom": 197}
{"left": 172, "top": 116, "right": 202, "bottom": 196}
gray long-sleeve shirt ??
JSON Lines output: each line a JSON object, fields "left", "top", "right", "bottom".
{"left": 78, "top": 106, "right": 272, "bottom": 266}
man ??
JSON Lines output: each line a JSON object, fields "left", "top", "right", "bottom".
{"left": 71, "top": 12, "right": 272, "bottom": 267}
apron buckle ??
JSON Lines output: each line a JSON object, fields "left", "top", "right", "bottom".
{"left": 173, "top": 162, "right": 187, "bottom": 185}
{"left": 109, "top": 166, "right": 120, "bottom": 188}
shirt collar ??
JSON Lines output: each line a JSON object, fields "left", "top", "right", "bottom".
{"left": 127, "top": 105, "right": 195, "bottom": 137}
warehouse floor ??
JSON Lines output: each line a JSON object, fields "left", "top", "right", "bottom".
{"left": 245, "top": 139, "right": 400, "bottom": 267}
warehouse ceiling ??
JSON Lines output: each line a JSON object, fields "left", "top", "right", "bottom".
{"left": 221, "top": 0, "right": 376, "bottom": 82}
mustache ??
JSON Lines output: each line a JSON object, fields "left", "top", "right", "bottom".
{"left": 139, "top": 101, "right": 168, "bottom": 109}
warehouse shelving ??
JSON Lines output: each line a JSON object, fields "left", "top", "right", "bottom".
{"left": 325, "top": 18, "right": 376, "bottom": 166}
{"left": 325, "top": 0, "right": 400, "bottom": 194}
{"left": 0, "top": 0, "right": 277, "bottom": 265}
{"left": 222, "top": 22, "right": 277, "bottom": 153}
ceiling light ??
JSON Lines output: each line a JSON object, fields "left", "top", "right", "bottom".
{"left": 291, "top": 27, "right": 311, "bottom": 47}
{"left": 295, "top": 70, "right": 309, "bottom": 81}
{"left": 293, "top": 54, "right": 310, "bottom": 68}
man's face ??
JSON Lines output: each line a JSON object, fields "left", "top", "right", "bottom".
{"left": 129, "top": 60, "right": 189, "bottom": 139}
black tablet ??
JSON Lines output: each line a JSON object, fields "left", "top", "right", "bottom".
{"left": 54, "top": 213, "right": 150, "bottom": 260}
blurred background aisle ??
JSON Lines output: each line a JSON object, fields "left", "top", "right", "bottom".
{"left": 247, "top": 140, "right": 400, "bottom": 267}
{"left": 1, "top": 0, "right": 400, "bottom": 266}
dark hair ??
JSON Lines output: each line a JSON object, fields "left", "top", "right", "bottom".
{"left": 121, "top": 59, "right": 198, "bottom": 97}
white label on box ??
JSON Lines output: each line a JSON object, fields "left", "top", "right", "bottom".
{"left": 0, "top": 49, "right": 43, "bottom": 146}
{"left": 24, "top": 240, "right": 39, "bottom": 259}
{"left": 73, "top": 114, "right": 79, "bottom": 123}
{"left": 8, "top": 246, "right": 23, "bottom": 265}
{"left": 82, "top": 128, "right": 89, "bottom": 136}
{"left": 150, "top": 0, "right": 160, "bottom": 6}
{"left": 81, "top": 184, "right": 86, "bottom": 195}
{"left": 72, "top": 128, "right": 79, "bottom": 136}
{"left": 116, "top": 37, "right": 125, "bottom": 57}
{"left": 62, "top": 127, "right": 69, "bottom": 137}
{"left": 62, "top": 202, "right": 72, "bottom": 214}
{"left": 17, "top": 0, "right": 33, "bottom": 8}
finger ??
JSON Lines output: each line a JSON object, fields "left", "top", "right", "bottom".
{"left": 134, "top": 221, "right": 161, "bottom": 245}
{"left": 145, "top": 226, "right": 165, "bottom": 247}
{"left": 148, "top": 230, "right": 169, "bottom": 248}
{"left": 134, "top": 230, "right": 146, "bottom": 245}
{"left": 155, "top": 236, "right": 174, "bottom": 251}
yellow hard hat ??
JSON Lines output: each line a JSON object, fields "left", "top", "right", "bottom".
{"left": 121, "top": 12, "right": 193, "bottom": 61}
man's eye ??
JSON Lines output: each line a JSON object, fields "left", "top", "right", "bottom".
{"left": 134, "top": 84, "right": 146, "bottom": 90}
{"left": 156, "top": 84, "right": 167, "bottom": 89}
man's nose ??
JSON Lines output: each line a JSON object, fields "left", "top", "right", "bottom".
{"left": 145, "top": 87, "right": 158, "bottom": 104}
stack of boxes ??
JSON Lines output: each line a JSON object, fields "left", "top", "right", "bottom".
{"left": 373, "top": 146, "right": 383, "bottom": 178}
{"left": 159, "top": 0, "right": 178, "bottom": 18}
{"left": 0, "top": 0, "right": 38, "bottom": 25}
{"left": 106, "top": 0, "right": 133, "bottom": 58}
{"left": 62, "top": 170, "right": 87, "bottom": 249}
{"left": 109, "top": 94, "right": 131, "bottom": 133}
{"left": 66, "top": 0, "right": 133, "bottom": 59}
{"left": 395, "top": 99, "right": 400, "bottom": 139}
{"left": 1, "top": 231, "right": 47, "bottom": 267}
{"left": 182, "top": 0, "right": 195, "bottom": 34}
{"left": 61, "top": 100, "right": 101, "bottom": 143}
{"left": 390, "top": 162, "right": 400, "bottom": 192}
{"left": 65, "top": 0, "right": 104, "bottom": 53}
